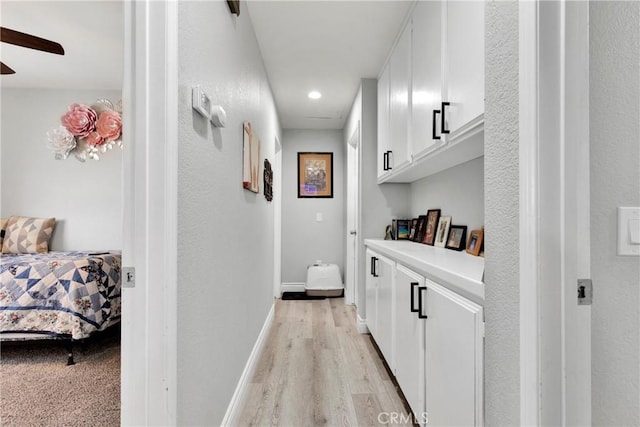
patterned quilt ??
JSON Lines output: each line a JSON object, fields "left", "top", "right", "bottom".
{"left": 0, "top": 251, "right": 122, "bottom": 340}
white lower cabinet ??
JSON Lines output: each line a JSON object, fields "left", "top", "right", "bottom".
{"left": 366, "top": 246, "right": 484, "bottom": 427}
{"left": 394, "top": 265, "right": 426, "bottom": 423}
{"left": 365, "top": 249, "right": 395, "bottom": 365}
{"left": 423, "top": 279, "right": 483, "bottom": 427}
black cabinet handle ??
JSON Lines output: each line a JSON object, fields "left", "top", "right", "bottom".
{"left": 432, "top": 109, "right": 441, "bottom": 140}
{"left": 386, "top": 151, "right": 393, "bottom": 170}
{"left": 441, "top": 101, "right": 450, "bottom": 135}
{"left": 410, "top": 282, "right": 419, "bottom": 312}
{"left": 371, "top": 257, "right": 379, "bottom": 277}
{"left": 383, "top": 152, "right": 388, "bottom": 171}
{"left": 418, "top": 286, "right": 428, "bottom": 319}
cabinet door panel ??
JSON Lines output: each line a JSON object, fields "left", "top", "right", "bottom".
{"left": 377, "top": 65, "right": 391, "bottom": 179}
{"left": 445, "top": 0, "right": 484, "bottom": 135}
{"left": 365, "top": 249, "right": 378, "bottom": 336}
{"left": 411, "top": 0, "right": 444, "bottom": 160}
{"left": 425, "top": 280, "right": 483, "bottom": 426}
{"left": 395, "top": 265, "right": 425, "bottom": 422}
{"left": 376, "top": 255, "right": 395, "bottom": 366}
{"left": 389, "top": 23, "right": 412, "bottom": 170}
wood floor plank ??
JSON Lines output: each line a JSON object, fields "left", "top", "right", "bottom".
{"left": 238, "top": 298, "right": 411, "bottom": 427}
{"left": 351, "top": 393, "right": 386, "bottom": 426}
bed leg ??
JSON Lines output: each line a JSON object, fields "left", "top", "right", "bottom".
{"left": 65, "top": 339, "right": 75, "bottom": 366}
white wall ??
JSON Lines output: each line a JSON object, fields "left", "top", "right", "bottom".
{"left": 484, "top": 1, "right": 520, "bottom": 424}
{"left": 1, "top": 88, "right": 122, "bottom": 251}
{"left": 344, "top": 79, "right": 410, "bottom": 313}
{"left": 177, "top": 2, "right": 281, "bottom": 424}
{"left": 590, "top": 2, "right": 640, "bottom": 425}
{"left": 281, "top": 129, "right": 345, "bottom": 283}
{"left": 409, "top": 157, "right": 484, "bottom": 231}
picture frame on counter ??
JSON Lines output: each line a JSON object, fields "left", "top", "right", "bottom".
{"left": 445, "top": 225, "right": 467, "bottom": 251}
{"left": 434, "top": 215, "right": 452, "bottom": 247}
{"left": 466, "top": 229, "right": 484, "bottom": 256}
{"left": 421, "top": 209, "right": 441, "bottom": 245}
{"left": 408, "top": 218, "right": 418, "bottom": 240}
{"left": 396, "top": 219, "right": 410, "bottom": 240}
{"left": 414, "top": 215, "right": 428, "bottom": 242}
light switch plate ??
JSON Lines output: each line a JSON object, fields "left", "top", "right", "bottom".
{"left": 617, "top": 207, "right": 640, "bottom": 256}
{"left": 192, "top": 86, "right": 212, "bottom": 119}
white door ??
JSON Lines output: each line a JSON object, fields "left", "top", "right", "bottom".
{"left": 273, "top": 136, "right": 282, "bottom": 298}
{"left": 377, "top": 64, "right": 391, "bottom": 179}
{"left": 424, "top": 280, "right": 483, "bottom": 427}
{"left": 520, "top": 1, "right": 591, "bottom": 424}
{"left": 375, "top": 255, "right": 395, "bottom": 366}
{"left": 395, "top": 265, "right": 426, "bottom": 424}
{"left": 444, "top": 0, "right": 484, "bottom": 135}
{"left": 411, "top": 0, "right": 444, "bottom": 161}
{"left": 346, "top": 126, "right": 360, "bottom": 306}
{"left": 389, "top": 22, "right": 412, "bottom": 171}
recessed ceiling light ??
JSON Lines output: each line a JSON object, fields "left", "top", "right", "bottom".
{"left": 308, "top": 91, "right": 322, "bottom": 100}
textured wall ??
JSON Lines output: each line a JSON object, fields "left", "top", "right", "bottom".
{"left": 343, "top": 79, "right": 410, "bottom": 315}
{"left": 1, "top": 88, "right": 122, "bottom": 251}
{"left": 590, "top": 2, "right": 640, "bottom": 425}
{"left": 409, "top": 157, "right": 484, "bottom": 231}
{"left": 281, "top": 129, "right": 345, "bottom": 283}
{"left": 177, "top": 2, "right": 281, "bottom": 424}
{"left": 484, "top": 1, "right": 520, "bottom": 425}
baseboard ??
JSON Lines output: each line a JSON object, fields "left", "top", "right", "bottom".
{"left": 281, "top": 282, "right": 306, "bottom": 293}
{"left": 357, "top": 313, "right": 369, "bottom": 334}
{"left": 221, "top": 302, "right": 275, "bottom": 426}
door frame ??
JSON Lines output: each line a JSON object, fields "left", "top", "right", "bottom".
{"left": 121, "top": 1, "right": 178, "bottom": 425}
{"left": 346, "top": 124, "right": 361, "bottom": 306}
{"left": 519, "top": 1, "right": 590, "bottom": 424}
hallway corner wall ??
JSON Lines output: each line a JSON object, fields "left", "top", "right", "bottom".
{"left": 176, "top": 2, "right": 281, "bottom": 424}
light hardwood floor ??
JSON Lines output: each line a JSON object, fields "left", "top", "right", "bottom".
{"left": 237, "top": 297, "right": 414, "bottom": 427}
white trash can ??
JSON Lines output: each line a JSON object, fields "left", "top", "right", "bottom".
{"left": 305, "top": 263, "right": 344, "bottom": 297}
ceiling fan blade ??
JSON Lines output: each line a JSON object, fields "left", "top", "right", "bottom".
{"left": 0, "top": 27, "right": 64, "bottom": 55}
{"left": 0, "top": 61, "right": 16, "bottom": 75}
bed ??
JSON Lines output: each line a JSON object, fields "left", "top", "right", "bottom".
{"left": 0, "top": 251, "right": 122, "bottom": 363}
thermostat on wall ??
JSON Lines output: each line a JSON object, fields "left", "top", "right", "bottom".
{"left": 191, "top": 86, "right": 226, "bottom": 127}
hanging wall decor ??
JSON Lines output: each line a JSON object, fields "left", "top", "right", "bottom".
{"left": 264, "top": 159, "right": 273, "bottom": 202}
{"left": 227, "top": 0, "right": 240, "bottom": 16}
{"left": 242, "top": 121, "right": 261, "bottom": 193}
{"left": 297, "top": 152, "right": 333, "bottom": 198}
{"left": 46, "top": 99, "right": 123, "bottom": 162}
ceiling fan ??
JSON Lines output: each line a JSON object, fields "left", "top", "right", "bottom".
{"left": 0, "top": 26, "right": 65, "bottom": 75}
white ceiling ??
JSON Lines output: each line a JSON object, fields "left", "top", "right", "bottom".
{"left": 0, "top": 0, "right": 411, "bottom": 130}
{"left": 247, "top": 1, "right": 412, "bottom": 129}
{"left": 0, "top": 0, "right": 123, "bottom": 90}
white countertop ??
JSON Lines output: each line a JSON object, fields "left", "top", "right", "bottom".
{"left": 364, "top": 239, "right": 485, "bottom": 303}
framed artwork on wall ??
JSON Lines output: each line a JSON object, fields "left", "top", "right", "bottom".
{"left": 298, "top": 152, "right": 333, "bottom": 198}
{"left": 434, "top": 216, "right": 452, "bottom": 247}
{"left": 242, "top": 121, "right": 261, "bottom": 193}
{"left": 263, "top": 159, "right": 273, "bottom": 201}
{"left": 445, "top": 225, "right": 467, "bottom": 251}
{"left": 421, "top": 209, "right": 441, "bottom": 245}
{"left": 227, "top": 0, "right": 240, "bottom": 15}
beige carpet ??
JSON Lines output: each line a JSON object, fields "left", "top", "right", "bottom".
{"left": 0, "top": 329, "right": 120, "bottom": 427}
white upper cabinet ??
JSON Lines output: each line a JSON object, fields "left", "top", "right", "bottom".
{"left": 411, "top": 0, "right": 444, "bottom": 161}
{"left": 377, "top": 64, "right": 391, "bottom": 180}
{"left": 388, "top": 22, "right": 412, "bottom": 172}
{"left": 443, "top": 0, "right": 485, "bottom": 136}
{"left": 377, "top": 0, "right": 485, "bottom": 184}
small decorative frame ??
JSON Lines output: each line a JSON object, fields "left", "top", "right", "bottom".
{"left": 408, "top": 218, "right": 419, "bottom": 240}
{"left": 421, "top": 209, "right": 441, "bottom": 245}
{"left": 434, "top": 215, "right": 452, "bottom": 247}
{"left": 466, "top": 229, "right": 484, "bottom": 256}
{"left": 242, "top": 121, "right": 260, "bottom": 193}
{"left": 396, "top": 219, "right": 410, "bottom": 240}
{"left": 445, "top": 225, "right": 468, "bottom": 251}
{"left": 298, "top": 152, "right": 333, "bottom": 198}
{"left": 227, "top": 0, "right": 240, "bottom": 16}
{"left": 414, "top": 215, "right": 428, "bottom": 242}
{"left": 263, "top": 159, "right": 273, "bottom": 202}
